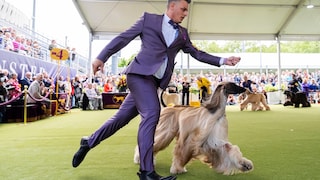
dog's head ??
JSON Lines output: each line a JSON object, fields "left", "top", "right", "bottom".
{"left": 284, "top": 90, "right": 294, "bottom": 97}
{"left": 218, "top": 82, "right": 246, "bottom": 95}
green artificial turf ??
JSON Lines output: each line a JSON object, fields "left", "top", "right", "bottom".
{"left": 0, "top": 104, "right": 319, "bottom": 180}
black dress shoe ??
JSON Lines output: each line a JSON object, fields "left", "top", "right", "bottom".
{"left": 137, "top": 171, "right": 177, "bottom": 180}
{"left": 72, "top": 136, "right": 90, "bottom": 168}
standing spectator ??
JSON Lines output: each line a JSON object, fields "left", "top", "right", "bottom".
{"left": 181, "top": 76, "right": 190, "bottom": 105}
{"left": 72, "top": 76, "right": 83, "bottom": 108}
{"left": 241, "top": 74, "right": 255, "bottom": 92}
{"left": 288, "top": 74, "right": 301, "bottom": 93}
{"left": 301, "top": 78, "right": 310, "bottom": 99}
{"left": 48, "top": 39, "right": 57, "bottom": 51}
{"left": 197, "top": 76, "right": 211, "bottom": 102}
{"left": 72, "top": 0, "right": 241, "bottom": 179}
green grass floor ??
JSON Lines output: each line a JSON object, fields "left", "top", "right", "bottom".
{"left": 0, "top": 104, "right": 320, "bottom": 180}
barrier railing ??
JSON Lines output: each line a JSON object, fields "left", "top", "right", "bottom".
{"left": 0, "top": 86, "right": 69, "bottom": 124}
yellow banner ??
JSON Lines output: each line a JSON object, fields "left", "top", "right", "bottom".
{"left": 50, "top": 48, "right": 69, "bottom": 60}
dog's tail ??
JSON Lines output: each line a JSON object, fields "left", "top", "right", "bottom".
{"left": 160, "top": 90, "right": 167, "bottom": 107}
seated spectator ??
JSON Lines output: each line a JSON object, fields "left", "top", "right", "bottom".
{"left": 309, "top": 78, "right": 318, "bottom": 92}
{"left": 27, "top": 73, "right": 51, "bottom": 110}
{"left": 19, "top": 72, "right": 33, "bottom": 91}
{"left": 3, "top": 32, "right": 13, "bottom": 51}
{"left": 6, "top": 73, "right": 21, "bottom": 100}
{"left": 0, "top": 78, "right": 8, "bottom": 123}
{"left": 84, "top": 83, "right": 102, "bottom": 110}
{"left": 12, "top": 35, "right": 26, "bottom": 54}
{"left": 103, "top": 79, "right": 113, "bottom": 92}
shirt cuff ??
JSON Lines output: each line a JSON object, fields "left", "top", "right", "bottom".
{"left": 219, "top": 58, "right": 226, "bottom": 65}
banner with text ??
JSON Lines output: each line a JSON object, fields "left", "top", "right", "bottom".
{"left": 0, "top": 50, "right": 77, "bottom": 80}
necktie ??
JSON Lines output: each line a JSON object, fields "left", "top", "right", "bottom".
{"left": 168, "top": 20, "right": 179, "bottom": 29}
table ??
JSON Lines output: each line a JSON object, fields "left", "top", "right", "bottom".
{"left": 102, "top": 92, "right": 128, "bottom": 109}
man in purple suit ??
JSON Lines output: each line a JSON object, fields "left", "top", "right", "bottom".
{"left": 72, "top": 0, "right": 241, "bottom": 179}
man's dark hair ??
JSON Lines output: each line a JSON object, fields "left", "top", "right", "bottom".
{"left": 168, "top": 0, "right": 191, "bottom": 4}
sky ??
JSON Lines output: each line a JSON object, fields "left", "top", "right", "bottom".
{"left": 6, "top": 0, "right": 89, "bottom": 53}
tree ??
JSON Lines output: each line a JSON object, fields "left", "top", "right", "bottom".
{"left": 118, "top": 53, "right": 137, "bottom": 67}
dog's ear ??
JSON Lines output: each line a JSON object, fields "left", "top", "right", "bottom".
{"left": 224, "top": 143, "right": 232, "bottom": 152}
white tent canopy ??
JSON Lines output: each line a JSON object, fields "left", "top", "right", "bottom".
{"left": 72, "top": 0, "right": 320, "bottom": 41}
{"left": 72, "top": 0, "right": 320, "bottom": 103}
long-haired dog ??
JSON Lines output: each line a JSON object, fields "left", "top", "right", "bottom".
{"left": 283, "top": 90, "right": 311, "bottom": 108}
{"left": 240, "top": 89, "right": 270, "bottom": 111}
{"left": 134, "top": 82, "right": 253, "bottom": 175}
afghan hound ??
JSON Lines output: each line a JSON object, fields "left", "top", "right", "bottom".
{"left": 134, "top": 82, "right": 253, "bottom": 175}
{"left": 240, "top": 89, "right": 270, "bottom": 111}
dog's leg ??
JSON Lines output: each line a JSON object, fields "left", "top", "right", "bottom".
{"left": 260, "top": 95, "right": 270, "bottom": 110}
{"left": 215, "top": 143, "right": 254, "bottom": 175}
{"left": 170, "top": 140, "right": 192, "bottom": 174}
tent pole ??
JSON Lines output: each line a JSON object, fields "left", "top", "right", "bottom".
{"left": 276, "top": 35, "right": 282, "bottom": 104}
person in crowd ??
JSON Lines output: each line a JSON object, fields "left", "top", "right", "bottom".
{"left": 196, "top": 76, "right": 211, "bottom": 102}
{"left": 167, "top": 79, "right": 178, "bottom": 93}
{"left": 71, "top": 1, "right": 241, "bottom": 179}
{"left": 42, "top": 72, "right": 53, "bottom": 88}
{"left": 72, "top": 76, "right": 83, "bottom": 108}
{"left": 0, "top": 29, "right": 3, "bottom": 49}
{"left": 181, "top": 76, "right": 190, "bottom": 105}
{"left": 83, "top": 83, "right": 102, "bottom": 110}
{"left": 0, "top": 78, "right": 8, "bottom": 123}
{"left": 288, "top": 73, "right": 301, "bottom": 93}
{"left": 301, "top": 78, "right": 310, "bottom": 99}
{"left": 48, "top": 39, "right": 57, "bottom": 51}
{"left": 3, "top": 31, "right": 14, "bottom": 51}
{"left": 19, "top": 72, "right": 32, "bottom": 91}
{"left": 27, "top": 73, "right": 51, "bottom": 109}
{"left": 64, "top": 77, "right": 73, "bottom": 108}
{"left": 309, "top": 78, "right": 318, "bottom": 92}
{"left": 241, "top": 74, "right": 255, "bottom": 92}
{"left": 6, "top": 73, "right": 21, "bottom": 100}
{"left": 12, "top": 35, "right": 26, "bottom": 54}
{"left": 227, "top": 94, "right": 236, "bottom": 105}
{"left": 103, "top": 78, "right": 113, "bottom": 92}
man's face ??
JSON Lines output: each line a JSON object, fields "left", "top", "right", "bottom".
{"left": 171, "top": 0, "right": 189, "bottom": 23}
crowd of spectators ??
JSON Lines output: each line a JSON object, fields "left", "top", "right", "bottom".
{"left": 1, "top": 24, "right": 320, "bottom": 121}
{"left": 0, "top": 26, "right": 77, "bottom": 62}
{"left": 0, "top": 65, "right": 320, "bottom": 122}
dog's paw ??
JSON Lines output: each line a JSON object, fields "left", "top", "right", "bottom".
{"left": 170, "top": 166, "right": 187, "bottom": 174}
{"left": 240, "top": 158, "right": 254, "bottom": 172}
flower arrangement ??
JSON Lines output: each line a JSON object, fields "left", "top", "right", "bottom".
{"left": 116, "top": 75, "right": 127, "bottom": 92}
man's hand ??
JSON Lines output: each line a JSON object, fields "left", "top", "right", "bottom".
{"left": 224, "top": 56, "right": 241, "bottom": 66}
{"left": 92, "top": 59, "right": 105, "bottom": 75}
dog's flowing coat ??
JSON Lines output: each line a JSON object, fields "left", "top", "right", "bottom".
{"left": 134, "top": 82, "right": 254, "bottom": 175}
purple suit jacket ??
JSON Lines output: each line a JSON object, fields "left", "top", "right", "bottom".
{"left": 97, "top": 12, "right": 222, "bottom": 89}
